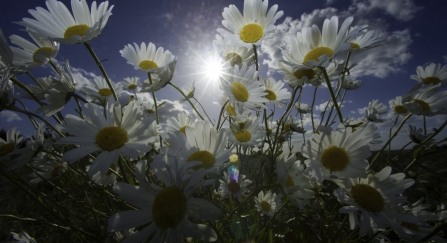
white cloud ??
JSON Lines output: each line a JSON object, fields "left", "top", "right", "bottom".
{"left": 157, "top": 99, "right": 189, "bottom": 124}
{"left": 0, "top": 110, "right": 22, "bottom": 122}
{"left": 351, "top": 0, "right": 423, "bottom": 21}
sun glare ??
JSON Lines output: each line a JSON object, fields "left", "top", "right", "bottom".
{"left": 203, "top": 58, "right": 223, "bottom": 80}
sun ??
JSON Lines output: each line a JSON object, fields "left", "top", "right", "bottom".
{"left": 203, "top": 57, "right": 223, "bottom": 80}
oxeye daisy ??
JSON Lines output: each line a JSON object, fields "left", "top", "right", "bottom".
{"left": 218, "top": 171, "right": 252, "bottom": 201}
{"left": 18, "top": 76, "right": 53, "bottom": 101}
{"left": 88, "top": 163, "right": 119, "bottom": 186}
{"left": 411, "top": 63, "right": 447, "bottom": 87}
{"left": 281, "top": 16, "right": 360, "bottom": 69}
{"left": 219, "top": 62, "right": 268, "bottom": 109}
{"left": 140, "top": 60, "right": 177, "bottom": 92}
{"left": 217, "top": 0, "right": 284, "bottom": 48}
{"left": 389, "top": 96, "right": 409, "bottom": 116}
{"left": 276, "top": 152, "right": 315, "bottom": 208}
{"left": 121, "top": 77, "right": 140, "bottom": 90}
{"left": 403, "top": 84, "right": 447, "bottom": 116}
{"left": 9, "top": 31, "right": 59, "bottom": 70}
{"left": 254, "top": 190, "right": 281, "bottom": 217}
{"left": 0, "top": 28, "right": 14, "bottom": 74}
{"left": 29, "top": 153, "right": 67, "bottom": 184}
{"left": 165, "top": 112, "right": 197, "bottom": 135}
{"left": 108, "top": 159, "right": 220, "bottom": 242}
{"left": 260, "top": 77, "right": 291, "bottom": 108}
{"left": 165, "top": 122, "right": 233, "bottom": 174}
{"left": 17, "top": 0, "right": 113, "bottom": 45}
{"left": 10, "top": 231, "right": 36, "bottom": 243}
{"left": 333, "top": 166, "right": 423, "bottom": 236}
{"left": 228, "top": 115, "right": 266, "bottom": 147}
{"left": 295, "top": 102, "right": 311, "bottom": 114}
{"left": 81, "top": 76, "right": 122, "bottom": 105}
{"left": 224, "top": 100, "right": 252, "bottom": 122}
{"left": 348, "top": 29, "right": 385, "bottom": 51}
{"left": 213, "top": 34, "right": 254, "bottom": 67}
{"left": 302, "top": 124, "right": 373, "bottom": 184}
{"left": 120, "top": 42, "right": 176, "bottom": 73}
{"left": 0, "top": 127, "right": 23, "bottom": 161}
{"left": 407, "top": 125, "right": 433, "bottom": 145}
{"left": 56, "top": 100, "right": 152, "bottom": 176}
{"left": 179, "top": 81, "right": 195, "bottom": 103}
{"left": 342, "top": 78, "right": 364, "bottom": 90}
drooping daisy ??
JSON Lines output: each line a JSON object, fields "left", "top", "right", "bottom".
{"left": 403, "top": 83, "right": 447, "bottom": 116}
{"left": 140, "top": 60, "right": 177, "bottom": 92}
{"left": 218, "top": 171, "right": 252, "bottom": 201}
{"left": 0, "top": 127, "right": 23, "bottom": 161}
{"left": 282, "top": 115, "right": 305, "bottom": 134}
{"left": 410, "top": 63, "right": 447, "bottom": 87}
{"left": 9, "top": 31, "right": 59, "bottom": 70}
{"left": 217, "top": 0, "right": 284, "bottom": 48}
{"left": 17, "top": 0, "right": 114, "bottom": 45}
{"left": 0, "top": 78, "right": 15, "bottom": 107}
{"left": 365, "top": 99, "right": 387, "bottom": 122}
{"left": 260, "top": 77, "right": 291, "bottom": 108}
{"left": 10, "top": 231, "right": 37, "bottom": 243}
{"left": 295, "top": 102, "right": 311, "bottom": 114}
{"left": 213, "top": 34, "right": 254, "bottom": 67}
{"left": 348, "top": 29, "right": 385, "bottom": 51}
{"left": 29, "top": 153, "right": 67, "bottom": 184}
{"left": 108, "top": 159, "right": 220, "bottom": 242}
{"left": 228, "top": 115, "right": 266, "bottom": 147}
{"left": 281, "top": 16, "right": 361, "bottom": 69}
{"left": 224, "top": 100, "right": 252, "bottom": 122}
{"left": 278, "top": 61, "right": 341, "bottom": 88}
{"left": 165, "top": 112, "right": 197, "bottom": 135}
{"left": 179, "top": 81, "right": 195, "bottom": 102}
{"left": 333, "top": 166, "right": 423, "bottom": 236}
{"left": 254, "top": 190, "right": 281, "bottom": 217}
{"left": 88, "top": 163, "right": 119, "bottom": 186}
{"left": 276, "top": 152, "right": 315, "bottom": 208}
{"left": 81, "top": 76, "right": 122, "bottom": 105}
{"left": 121, "top": 77, "right": 140, "bottom": 90}
{"left": 389, "top": 96, "right": 409, "bottom": 116}
{"left": 407, "top": 125, "right": 433, "bottom": 145}
{"left": 0, "top": 28, "right": 14, "bottom": 75}
{"left": 342, "top": 78, "right": 364, "bottom": 90}
{"left": 17, "top": 76, "right": 53, "bottom": 101}
{"left": 302, "top": 124, "right": 373, "bottom": 184}
{"left": 120, "top": 42, "right": 176, "bottom": 73}
{"left": 165, "top": 122, "right": 233, "bottom": 174}
{"left": 56, "top": 100, "right": 152, "bottom": 176}
{"left": 220, "top": 62, "right": 268, "bottom": 109}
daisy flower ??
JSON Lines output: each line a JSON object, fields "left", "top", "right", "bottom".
{"left": 403, "top": 84, "right": 447, "bottom": 116}
{"left": 333, "top": 166, "right": 423, "bottom": 236}
{"left": 179, "top": 81, "right": 195, "bottom": 102}
{"left": 410, "top": 63, "right": 447, "bottom": 87}
{"left": 276, "top": 152, "right": 315, "bottom": 208}
{"left": 228, "top": 115, "right": 266, "bottom": 147}
{"left": 0, "top": 78, "right": 15, "bottom": 107}
{"left": 88, "top": 163, "right": 119, "bottom": 186}
{"left": 81, "top": 76, "right": 122, "bottom": 105}
{"left": 348, "top": 30, "right": 385, "bottom": 51}
{"left": 0, "top": 127, "right": 23, "bottom": 161}
{"left": 165, "top": 112, "right": 197, "bottom": 135}
{"left": 224, "top": 100, "right": 252, "bottom": 122}
{"left": 10, "top": 231, "right": 37, "bottom": 243}
{"left": 302, "top": 124, "right": 373, "bottom": 184}
{"left": 108, "top": 159, "right": 220, "bottom": 242}
{"left": 120, "top": 42, "right": 176, "bottom": 73}
{"left": 368, "top": 99, "right": 388, "bottom": 114}
{"left": 17, "top": 76, "right": 53, "bottom": 101}
{"left": 29, "top": 153, "right": 67, "bottom": 184}
{"left": 282, "top": 115, "right": 305, "bottom": 134}
{"left": 217, "top": 0, "right": 284, "bottom": 48}
{"left": 17, "top": 0, "right": 114, "bottom": 45}
{"left": 9, "top": 31, "right": 59, "bottom": 70}
{"left": 389, "top": 96, "right": 409, "bottom": 116}
{"left": 218, "top": 171, "right": 252, "bottom": 201}
{"left": 56, "top": 100, "right": 153, "bottom": 176}
{"left": 164, "top": 121, "right": 233, "bottom": 174}
{"left": 121, "top": 77, "right": 140, "bottom": 90}
{"left": 261, "top": 77, "right": 291, "bottom": 108}
{"left": 0, "top": 28, "right": 14, "bottom": 75}
{"left": 140, "top": 60, "right": 177, "bottom": 92}
{"left": 213, "top": 34, "right": 254, "bottom": 67}
{"left": 407, "top": 124, "right": 433, "bottom": 145}
{"left": 254, "top": 190, "right": 282, "bottom": 217}
{"left": 219, "top": 62, "right": 268, "bottom": 109}
{"left": 342, "top": 78, "right": 364, "bottom": 90}
{"left": 295, "top": 102, "right": 311, "bottom": 114}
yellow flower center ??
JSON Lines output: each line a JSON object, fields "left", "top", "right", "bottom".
{"left": 349, "top": 42, "right": 360, "bottom": 50}
{"left": 285, "top": 173, "right": 294, "bottom": 188}
{"left": 303, "top": 47, "right": 334, "bottom": 64}
{"left": 32, "top": 47, "right": 53, "bottom": 63}
{"left": 64, "top": 24, "right": 89, "bottom": 39}
{"left": 146, "top": 109, "right": 155, "bottom": 114}
{"left": 128, "top": 84, "right": 137, "bottom": 90}
{"left": 138, "top": 60, "right": 158, "bottom": 71}
{"left": 261, "top": 200, "right": 271, "bottom": 212}
{"left": 320, "top": 146, "right": 349, "bottom": 172}
{"left": 228, "top": 181, "right": 241, "bottom": 193}
{"left": 266, "top": 128, "right": 272, "bottom": 135}
{"left": 401, "top": 222, "right": 420, "bottom": 232}
{"left": 229, "top": 154, "right": 239, "bottom": 163}
{"left": 50, "top": 165, "right": 64, "bottom": 177}
{"left": 179, "top": 126, "right": 189, "bottom": 135}
{"left": 187, "top": 150, "right": 216, "bottom": 170}
{"left": 0, "top": 143, "right": 15, "bottom": 157}
{"left": 394, "top": 105, "right": 408, "bottom": 114}
{"left": 238, "top": 122, "right": 245, "bottom": 130}
{"left": 152, "top": 186, "right": 186, "bottom": 229}
{"left": 282, "top": 124, "right": 291, "bottom": 132}
{"left": 413, "top": 99, "right": 431, "bottom": 111}
{"left": 239, "top": 23, "right": 264, "bottom": 43}
{"left": 107, "top": 163, "right": 117, "bottom": 175}
{"left": 187, "top": 91, "right": 194, "bottom": 98}
{"left": 422, "top": 77, "right": 441, "bottom": 85}
{"left": 265, "top": 90, "right": 276, "bottom": 101}
{"left": 235, "top": 130, "right": 251, "bottom": 142}
{"left": 294, "top": 69, "right": 316, "bottom": 80}
{"left": 225, "top": 52, "right": 243, "bottom": 67}
{"left": 350, "top": 184, "right": 385, "bottom": 212}
{"left": 226, "top": 105, "right": 237, "bottom": 116}
{"left": 98, "top": 88, "right": 113, "bottom": 97}
{"left": 231, "top": 82, "right": 249, "bottom": 102}
{"left": 95, "top": 126, "right": 128, "bottom": 151}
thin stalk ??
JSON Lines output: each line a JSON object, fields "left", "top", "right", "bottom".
{"left": 148, "top": 73, "right": 163, "bottom": 146}
{"left": 321, "top": 67, "right": 343, "bottom": 124}
{"left": 253, "top": 44, "right": 259, "bottom": 72}
{"left": 14, "top": 98, "right": 38, "bottom": 129}
{"left": 423, "top": 115, "right": 427, "bottom": 136}
{"left": 217, "top": 100, "right": 229, "bottom": 131}
{"left": 193, "top": 97, "right": 214, "bottom": 125}
{"left": 169, "top": 83, "right": 205, "bottom": 120}
{"left": 387, "top": 115, "right": 400, "bottom": 159}
{"left": 26, "top": 71, "right": 43, "bottom": 89}
{"left": 83, "top": 42, "right": 117, "bottom": 100}
{"left": 310, "top": 86, "right": 318, "bottom": 132}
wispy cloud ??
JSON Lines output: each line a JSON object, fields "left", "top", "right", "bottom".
{"left": 0, "top": 110, "right": 22, "bottom": 122}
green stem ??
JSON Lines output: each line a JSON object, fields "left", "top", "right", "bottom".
{"left": 321, "top": 67, "right": 343, "bottom": 124}
{"left": 253, "top": 44, "right": 259, "bottom": 73}
{"left": 193, "top": 97, "right": 214, "bottom": 125}
{"left": 148, "top": 74, "right": 163, "bottom": 146}
{"left": 169, "top": 82, "right": 205, "bottom": 120}
{"left": 83, "top": 42, "right": 117, "bottom": 100}
{"left": 217, "top": 100, "right": 229, "bottom": 130}
{"left": 310, "top": 86, "right": 318, "bottom": 132}
{"left": 26, "top": 71, "right": 43, "bottom": 89}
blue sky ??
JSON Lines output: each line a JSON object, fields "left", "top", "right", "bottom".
{"left": 1, "top": 0, "right": 446, "bottom": 149}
